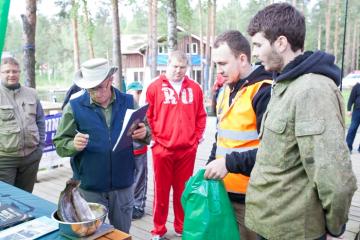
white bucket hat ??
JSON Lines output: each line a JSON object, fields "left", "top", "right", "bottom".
{"left": 73, "top": 58, "right": 118, "bottom": 89}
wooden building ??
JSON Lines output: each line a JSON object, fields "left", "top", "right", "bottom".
{"left": 121, "top": 26, "right": 210, "bottom": 89}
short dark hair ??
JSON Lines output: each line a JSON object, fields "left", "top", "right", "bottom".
{"left": 214, "top": 30, "right": 251, "bottom": 62}
{"left": 247, "top": 3, "right": 305, "bottom": 52}
{"left": 1, "top": 56, "right": 19, "bottom": 67}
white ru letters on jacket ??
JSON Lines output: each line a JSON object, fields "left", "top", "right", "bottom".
{"left": 161, "top": 85, "right": 194, "bottom": 104}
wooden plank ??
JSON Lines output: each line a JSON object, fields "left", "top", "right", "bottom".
{"left": 97, "top": 230, "right": 132, "bottom": 240}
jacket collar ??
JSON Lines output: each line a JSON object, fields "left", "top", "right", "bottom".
{"left": 272, "top": 81, "right": 288, "bottom": 97}
{"left": 160, "top": 74, "right": 191, "bottom": 87}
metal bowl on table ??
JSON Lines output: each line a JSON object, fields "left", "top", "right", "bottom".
{"left": 51, "top": 202, "right": 107, "bottom": 238}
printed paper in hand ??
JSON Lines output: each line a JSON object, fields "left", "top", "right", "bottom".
{"left": 112, "top": 104, "right": 149, "bottom": 151}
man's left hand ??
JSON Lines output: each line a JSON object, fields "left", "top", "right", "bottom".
{"left": 132, "top": 122, "right": 147, "bottom": 140}
{"left": 204, "top": 157, "right": 228, "bottom": 179}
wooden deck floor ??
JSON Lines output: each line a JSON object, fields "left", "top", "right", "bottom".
{"left": 33, "top": 117, "right": 360, "bottom": 240}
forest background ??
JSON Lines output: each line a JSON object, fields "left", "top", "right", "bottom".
{"left": 2, "top": 0, "right": 358, "bottom": 102}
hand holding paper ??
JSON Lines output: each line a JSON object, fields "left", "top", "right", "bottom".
{"left": 112, "top": 104, "right": 149, "bottom": 151}
{"left": 132, "top": 122, "right": 146, "bottom": 140}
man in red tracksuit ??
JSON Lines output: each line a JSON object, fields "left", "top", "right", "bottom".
{"left": 146, "top": 50, "right": 207, "bottom": 240}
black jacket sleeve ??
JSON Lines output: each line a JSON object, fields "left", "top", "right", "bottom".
{"left": 207, "top": 132, "right": 217, "bottom": 164}
{"left": 225, "top": 83, "right": 271, "bottom": 175}
{"left": 225, "top": 149, "right": 258, "bottom": 176}
{"left": 348, "top": 84, "right": 358, "bottom": 111}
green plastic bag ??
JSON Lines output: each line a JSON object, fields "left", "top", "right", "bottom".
{"left": 181, "top": 169, "right": 240, "bottom": 240}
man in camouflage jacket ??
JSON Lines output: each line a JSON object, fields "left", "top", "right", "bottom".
{"left": 245, "top": 3, "right": 357, "bottom": 240}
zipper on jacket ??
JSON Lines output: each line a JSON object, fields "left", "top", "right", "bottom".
{"left": 108, "top": 126, "right": 112, "bottom": 190}
{"left": 13, "top": 90, "right": 26, "bottom": 156}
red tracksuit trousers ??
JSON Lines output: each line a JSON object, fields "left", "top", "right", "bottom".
{"left": 151, "top": 143, "right": 197, "bottom": 236}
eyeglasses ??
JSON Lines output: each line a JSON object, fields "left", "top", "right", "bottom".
{"left": 1, "top": 70, "right": 20, "bottom": 75}
{"left": 88, "top": 79, "right": 112, "bottom": 93}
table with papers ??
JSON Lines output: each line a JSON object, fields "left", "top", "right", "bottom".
{"left": 0, "top": 181, "right": 131, "bottom": 239}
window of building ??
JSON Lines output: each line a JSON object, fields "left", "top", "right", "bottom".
{"left": 192, "top": 70, "right": 202, "bottom": 84}
{"left": 186, "top": 43, "right": 198, "bottom": 55}
{"left": 192, "top": 43, "right": 198, "bottom": 54}
{"left": 158, "top": 45, "right": 168, "bottom": 55}
{"left": 134, "top": 71, "right": 144, "bottom": 82}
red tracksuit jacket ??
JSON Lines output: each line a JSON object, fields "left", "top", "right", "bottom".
{"left": 146, "top": 75, "right": 207, "bottom": 149}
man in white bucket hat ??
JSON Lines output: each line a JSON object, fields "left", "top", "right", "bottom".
{"left": 54, "top": 58, "right": 151, "bottom": 233}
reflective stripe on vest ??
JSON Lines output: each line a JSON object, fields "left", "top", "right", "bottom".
{"left": 216, "top": 80, "right": 271, "bottom": 194}
{"left": 217, "top": 128, "right": 259, "bottom": 141}
{"left": 216, "top": 145, "right": 257, "bottom": 157}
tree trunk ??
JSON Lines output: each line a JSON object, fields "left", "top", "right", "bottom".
{"left": 325, "top": 0, "right": 331, "bottom": 52}
{"left": 149, "top": 0, "right": 158, "bottom": 79}
{"left": 333, "top": 0, "right": 340, "bottom": 63}
{"left": 351, "top": 22, "right": 357, "bottom": 71}
{"left": 298, "top": 0, "right": 304, "bottom": 12}
{"left": 209, "top": 0, "right": 216, "bottom": 89}
{"left": 167, "top": 0, "right": 177, "bottom": 52}
{"left": 21, "top": 0, "right": 36, "bottom": 89}
{"left": 146, "top": 0, "right": 152, "bottom": 81}
{"left": 71, "top": 0, "right": 80, "bottom": 71}
{"left": 204, "top": 0, "right": 211, "bottom": 93}
{"left": 199, "top": 0, "right": 204, "bottom": 91}
{"left": 317, "top": 23, "right": 322, "bottom": 50}
{"left": 111, "top": 0, "right": 123, "bottom": 91}
{"left": 188, "top": 32, "right": 193, "bottom": 79}
{"left": 356, "top": 23, "right": 360, "bottom": 70}
{"left": 345, "top": 25, "right": 352, "bottom": 74}
{"left": 82, "top": 0, "right": 95, "bottom": 58}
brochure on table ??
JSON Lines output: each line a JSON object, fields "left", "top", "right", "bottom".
{"left": 0, "top": 203, "right": 34, "bottom": 230}
{"left": 112, "top": 104, "right": 149, "bottom": 152}
{"left": 0, "top": 216, "right": 58, "bottom": 240}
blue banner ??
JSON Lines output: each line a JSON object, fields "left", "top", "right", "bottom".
{"left": 44, "top": 113, "right": 62, "bottom": 153}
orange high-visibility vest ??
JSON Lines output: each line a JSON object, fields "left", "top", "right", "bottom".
{"left": 216, "top": 80, "right": 271, "bottom": 194}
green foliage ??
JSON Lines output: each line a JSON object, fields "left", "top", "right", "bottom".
{"left": 122, "top": 6, "right": 147, "bottom": 34}
{"left": 80, "top": 0, "right": 95, "bottom": 43}
{"left": 54, "top": 0, "right": 71, "bottom": 18}
{"left": 4, "top": 18, "right": 22, "bottom": 57}
{"left": 3, "top": 0, "right": 360, "bottom": 91}
{"left": 177, "top": 0, "right": 193, "bottom": 30}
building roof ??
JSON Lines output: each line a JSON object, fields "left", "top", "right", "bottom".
{"left": 121, "top": 26, "right": 211, "bottom": 55}
{"left": 121, "top": 34, "right": 147, "bottom": 54}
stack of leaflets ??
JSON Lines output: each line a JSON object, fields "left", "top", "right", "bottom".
{"left": 0, "top": 203, "right": 34, "bottom": 230}
{"left": 0, "top": 216, "right": 58, "bottom": 240}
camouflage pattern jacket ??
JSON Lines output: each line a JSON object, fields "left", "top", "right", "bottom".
{"left": 245, "top": 73, "right": 357, "bottom": 239}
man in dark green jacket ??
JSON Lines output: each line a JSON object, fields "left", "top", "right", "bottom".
{"left": 244, "top": 3, "right": 357, "bottom": 240}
